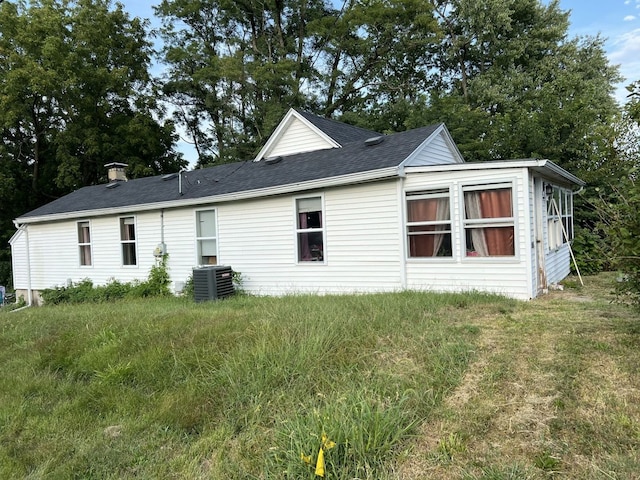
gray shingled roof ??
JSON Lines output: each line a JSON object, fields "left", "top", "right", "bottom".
{"left": 294, "top": 109, "right": 381, "bottom": 145}
{"left": 19, "top": 124, "right": 440, "bottom": 220}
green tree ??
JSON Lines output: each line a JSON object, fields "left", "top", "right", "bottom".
{"left": 0, "top": 0, "right": 186, "bottom": 286}
{"left": 156, "top": 0, "right": 439, "bottom": 166}
{"left": 590, "top": 82, "right": 640, "bottom": 303}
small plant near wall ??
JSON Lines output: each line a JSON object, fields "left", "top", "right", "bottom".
{"left": 41, "top": 256, "right": 172, "bottom": 305}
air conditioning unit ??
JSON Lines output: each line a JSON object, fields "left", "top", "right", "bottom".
{"left": 193, "top": 266, "right": 234, "bottom": 302}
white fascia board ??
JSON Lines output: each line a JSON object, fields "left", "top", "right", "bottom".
{"left": 404, "top": 159, "right": 585, "bottom": 186}
{"left": 8, "top": 225, "right": 24, "bottom": 245}
{"left": 16, "top": 167, "right": 400, "bottom": 224}
{"left": 253, "top": 109, "right": 340, "bottom": 161}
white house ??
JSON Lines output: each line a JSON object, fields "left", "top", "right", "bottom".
{"left": 10, "top": 108, "right": 584, "bottom": 304}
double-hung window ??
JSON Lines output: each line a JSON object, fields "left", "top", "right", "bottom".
{"left": 296, "top": 196, "right": 324, "bottom": 262}
{"left": 120, "top": 216, "right": 137, "bottom": 266}
{"left": 196, "top": 209, "right": 218, "bottom": 265}
{"left": 78, "top": 221, "right": 92, "bottom": 266}
{"left": 406, "top": 189, "right": 452, "bottom": 257}
{"left": 547, "top": 187, "right": 573, "bottom": 250}
{"left": 463, "top": 184, "right": 515, "bottom": 257}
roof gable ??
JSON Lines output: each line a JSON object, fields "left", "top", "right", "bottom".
{"left": 400, "top": 124, "right": 464, "bottom": 167}
{"left": 253, "top": 108, "right": 380, "bottom": 161}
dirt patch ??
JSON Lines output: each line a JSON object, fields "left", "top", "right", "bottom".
{"left": 398, "top": 317, "right": 563, "bottom": 479}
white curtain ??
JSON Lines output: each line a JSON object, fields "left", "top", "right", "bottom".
{"left": 464, "top": 192, "right": 488, "bottom": 256}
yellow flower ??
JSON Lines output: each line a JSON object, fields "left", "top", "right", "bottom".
{"left": 301, "top": 452, "right": 312, "bottom": 465}
{"left": 315, "top": 433, "right": 336, "bottom": 477}
{"left": 321, "top": 433, "right": 336, "bottom": 450}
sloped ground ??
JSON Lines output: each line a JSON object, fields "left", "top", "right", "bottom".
{"left": 398, "top": 274, "right": 640, "bottom": 479}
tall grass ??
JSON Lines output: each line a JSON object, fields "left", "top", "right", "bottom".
{"left": 0, "top": 290, "right": 501, "bottom": 478}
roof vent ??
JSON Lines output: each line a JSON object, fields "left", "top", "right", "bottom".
{"left": 162, "top": 173, "right": 178, "bottom": 181}
{"left": 364, "top": 136, "right": 384, "bottom": 146}
{"left": 265, "top": 156, "right": 283, "bottom": 165}
{"left": 105, "top": 182, "right": 120, "bottom": 189}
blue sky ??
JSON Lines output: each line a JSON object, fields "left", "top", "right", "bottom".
{"left": 120, "top": 1, "right": 640, "bottom": 163}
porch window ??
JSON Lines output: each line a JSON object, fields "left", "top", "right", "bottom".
{"left": 120, "top": 216, "right": 137, "bottom": 266}
{"left": 296, "top": 196, "right": 324, "bottom": 262}
{"left": 78, "top": 221, "right": 92, "bottom": 266}
{"left": 547, "top": 187, "right": 573, "bottom": 250}
{"left": 406, "top": 189, "right": 452, "bottom": 257}
{"left": 463, "top": 184, "right": 515, "bottom": 257}
{"left": 196, "top": 209, "right": 218, "bottom": 265}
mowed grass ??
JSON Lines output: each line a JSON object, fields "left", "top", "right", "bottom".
{"left": 0, "top": 274, "right": 639, "bottom": 479}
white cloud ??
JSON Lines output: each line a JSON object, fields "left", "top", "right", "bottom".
{"left": 625, "top": 15, "right": 637, "bottom": 20}
{"left": 609, "top": 28, "right": 640, "bottom": 101}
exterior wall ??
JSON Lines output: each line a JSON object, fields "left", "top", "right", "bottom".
{"left": 11, "top": 168, "right": 573, "bottom": 302}
{"left": 9, "top": 229, "right": 28, "bottom": 290}
{"left": 12, "top": 180, "right": 404, "bottom": 298}
{"left": 216, "top": 180, "right": 403, "bottom": 294}
{"left": 268, "top": 117, "right": 334, "bottom": 158}
{"left": 545, "top": 245, "right": 572, "bottom": 285}
{"left": 403, "top": 168, "right": 535, "bottom": 300}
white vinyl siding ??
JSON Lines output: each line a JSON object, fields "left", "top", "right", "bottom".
{"left": 268, "top": 117, "right": 335, "bottom": 158}
{"left": 9, "top": 229, "right": 29, "bottom": 289}
{"left": 403, "top": 130, "right": 463, "bottom": 166}
{"left": 217, "top": 180, "right": 402, "bottom": 294}
{"left": 10, "top": 165, "right": 574, "bottom": 301}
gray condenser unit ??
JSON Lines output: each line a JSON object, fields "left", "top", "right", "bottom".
{"left": 193, "top": 266, "right": 234, "bottom": 302}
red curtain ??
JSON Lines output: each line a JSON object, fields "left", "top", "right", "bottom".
{"left": 479, "top": 189, "right": 514, "bottom": 256}
{"left": 408, "top": 199, "right": 438, "bottom": 256}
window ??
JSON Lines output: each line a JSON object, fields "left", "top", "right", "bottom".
{"left": 120, "top": 216, "right": 137, "bottom": 266}
{"left": 547, "top": 187, "right": 573, "bottom": 250}
{"left": 406, "top": 189, "right": 452, "bottom": 257}
{"left": 463, "top": 184, "right": 515, "bottom": 257}
{"left": 78, "top": 221, "right": 92, "bottom": 266}
{"left": 296, "top": 196, "right": 324, "bottom": 262}
{"left": 196, "top": 209, "right": 217, "bottom": 265}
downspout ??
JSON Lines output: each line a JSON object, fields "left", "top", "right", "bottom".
{"left": 397, "top": 167, "right": 407, "bottom": 290}
{"left": 160, "top": 209, "right": 165, "bottom": 247}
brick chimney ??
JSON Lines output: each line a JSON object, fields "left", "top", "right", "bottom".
{"left": 104, "top": 162, "right": 128, "bottom": 182}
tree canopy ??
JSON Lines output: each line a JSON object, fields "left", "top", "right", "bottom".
{"left": 0, "top": 0, "right": 634, "bottom": 289}
{"left": 0, "top": 0, "right": 186, "bottom": 285}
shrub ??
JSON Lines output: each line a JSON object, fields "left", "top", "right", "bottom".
{"left": 41, "top": 257, "right": 171, "bottom": 305}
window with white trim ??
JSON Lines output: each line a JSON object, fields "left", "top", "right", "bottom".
{"left": 196, "top": 209, "right": 218, "bottom": 265}
{"left": 296, "top": 196, "right": 324, "bottom": 262}
{"left": 547, "top": 187, "right": 573, "bottom": 250}
{"left": 406, "top": 189, "right": 452, "bottom": 257}
{"left": 78, "top": 221, "right": 92, "bottom": 266}
{"left": 120, "top": 216, "right": 137, "bottom": 266}
{"left": 463, "top": 184, "right": 515, "bottom": 257}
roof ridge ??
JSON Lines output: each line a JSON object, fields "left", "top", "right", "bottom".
{"left": 293, "top": 109, "right": 381, "bottom": 145}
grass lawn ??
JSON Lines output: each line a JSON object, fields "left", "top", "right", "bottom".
{"left": 0, "top": 273, "right": 638, "bottom": 479}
